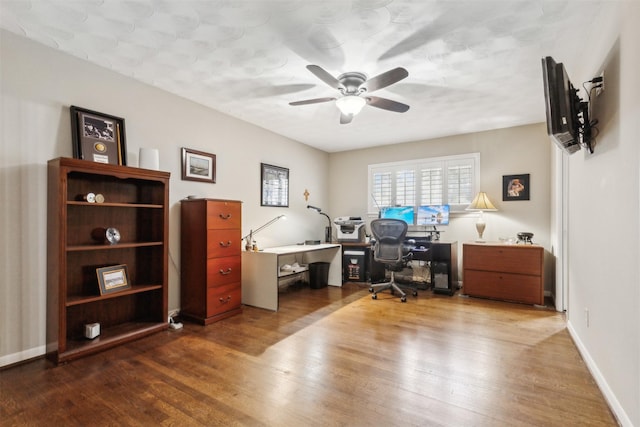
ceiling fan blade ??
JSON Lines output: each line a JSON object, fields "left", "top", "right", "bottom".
{"left": 340, "top": 113, "right": 353, "bottom": 125}
{"left": 363, "top": 67, "right": 409, "bottom": 93}
{"left": 366, "top": 96, "right": 410, "bottom": 113}
{"left": 289, "top": 97, "right": 336, "bottom": 106}
{"left": 306, "top": 65, "right": 342, "bottom": 90}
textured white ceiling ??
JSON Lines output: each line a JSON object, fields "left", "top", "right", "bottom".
{"left": 0, "top": 0, "right": 608, "bottom": 152}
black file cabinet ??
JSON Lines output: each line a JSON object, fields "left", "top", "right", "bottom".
{"left": 430, "top": 241, "right": 458, "bottom": 295}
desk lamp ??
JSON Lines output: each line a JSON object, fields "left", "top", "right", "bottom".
{"left": 466, "top": 192, "right": 497, "bottom": 242}
{"left": 307, "top": 205, "right": 332, "bottom": 243}
{"left": 242, "top": 215, "right": 286, "bottom": 251}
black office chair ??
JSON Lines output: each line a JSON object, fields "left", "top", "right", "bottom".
{"left": 368, "top": 218, "right": 418, "bottom": 303}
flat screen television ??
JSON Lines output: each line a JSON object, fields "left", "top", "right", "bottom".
{"left": 541, "top": 56, "right": 583, "bottom": 154}
{"left": 380, "top": 206, "right": 414, "bottom": 224}
{"left": 417, "top": 205, "right": 450, "bottom": 226}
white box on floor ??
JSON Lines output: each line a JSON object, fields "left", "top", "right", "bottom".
{"left": 84, "top": 322, "right": 100, "bottom": 339}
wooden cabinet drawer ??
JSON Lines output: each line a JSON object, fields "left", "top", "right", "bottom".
{"left": 464, "top": 270, "right": 543, "bottom": 305}
{"left": 464, "top": 244, "right": 542, "bottom": 276}
{"left": 207, "top": 282, "right": 241, "bottom": 318}
{"left": 207, "top": 229, "right": 241, "bottom": 258}
{"left": 206, "top": 201, "right": 241, "bottom": 230}
{"left": 207, "top": 256, "right": 241, "bottom": 286}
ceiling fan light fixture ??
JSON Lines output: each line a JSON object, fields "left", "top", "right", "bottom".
{"left": 336, "top": 95, "right": 366, "bottom": 116}
{"left": 290, "top": 65, "right": 409, "bottom": 123}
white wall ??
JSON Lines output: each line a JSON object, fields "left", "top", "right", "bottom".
{"left": 0, "top": 30, "right": 330, "bottom": 366}
{"left": 328, "top": 123, "right": 552, "bottom": 286}
{"left": 562, "top": 2, "right": 639, "bottom": 426}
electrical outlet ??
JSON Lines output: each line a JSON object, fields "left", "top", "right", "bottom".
{"left": 595, "top": 71, "right": 605, "bottom": 96}
{"left": 584, "top": 308, "right": 590, "bottom": 327}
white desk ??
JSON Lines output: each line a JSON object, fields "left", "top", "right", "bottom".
{"left": 242, "top": 244, "right": 342, "bottom": 311}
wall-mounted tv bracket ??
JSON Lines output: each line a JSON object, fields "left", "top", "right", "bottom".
{"left": 579, "top": 75, "right": 604, "bottom": 153}
{"left": 579, "top": 101, "right": 596, "bottom": 153}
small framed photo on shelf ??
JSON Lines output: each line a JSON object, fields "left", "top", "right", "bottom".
{"left": 96, "top": 264, "right": 131, "bottom": 295}
{"left": 70, "top": 106, "right": 127, "bottom": 165}
{"left": 261, "top": 163, "right": 289, "bottom": 207}
{"left": 181, "top": 147, "right": 216, "bottom": 183}
{"left": 503, "top": 173, "right": 530, "bottom": 201}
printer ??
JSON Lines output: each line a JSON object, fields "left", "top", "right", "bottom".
{"left": 333, "top": 216, "right": 366, "bottom": 242}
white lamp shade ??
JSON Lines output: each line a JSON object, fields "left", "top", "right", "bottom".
{"left": 139, "top": 148, "right": 159, "bottom": 170}
{"left": 466, "top": 191, "right": 497, "bottom": 211}
{"left": 466, "top": 191, "right": 497, "bottom": 242}
{"left": 336, "top": 95, "right": 366, "bottom": 116}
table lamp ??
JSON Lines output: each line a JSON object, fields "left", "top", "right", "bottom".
{"left": 242, "top": 215, "right": 286, "bottom": 251}
{"left": 307, "top": 205, "right": 332, "bottom": 243}
{"left": 466, "top": 192, "right": 497, "bottom": 242}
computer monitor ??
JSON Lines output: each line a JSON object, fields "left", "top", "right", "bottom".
{"left": 380, "top": 206, "right": 414, "bottom": 224}
{"left": 417, "top": 205, "right": 449, "bottom": 226}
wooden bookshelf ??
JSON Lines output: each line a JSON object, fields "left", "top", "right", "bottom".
{"left": 46, "top": 157, "right": 170, "bottom": 363}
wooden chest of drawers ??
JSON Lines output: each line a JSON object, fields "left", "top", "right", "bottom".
{"left": 462, "top": 243, "right": 544, "bottom": 305}
{"left": 181, "top": 199, "right": 242, "bottom": 324}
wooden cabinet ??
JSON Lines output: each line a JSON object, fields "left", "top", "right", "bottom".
{"left": 462, "top": 243, "right": 544, "bottom": 305}
{"left": 180, "top": 199, "right": 242, "bottom": 324}
{"left": 47, "top": 158, "right": 170, "bottom": 364}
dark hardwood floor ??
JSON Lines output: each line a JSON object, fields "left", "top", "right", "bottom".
{"left": 1, "top": 283, "right": 617, "bottom": 426}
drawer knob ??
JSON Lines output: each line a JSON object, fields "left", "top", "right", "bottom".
{"left": 219, "top": 268, "right": 232, "bottom": 275}
{"left": 219, "top": 296, "right": 231, "bottom": 304}
{"left": 219, "top": 213, "right": 232, "bottom": 220}
{"left": 219, "top": 240, "right": 232, "bottom": 247}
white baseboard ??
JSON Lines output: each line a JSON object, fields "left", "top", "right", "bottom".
{"left": 0, "top": 345, "right": 45, "bottom": 368}
{"left": 566, "top": 321, "right": 632, "bottom": 426}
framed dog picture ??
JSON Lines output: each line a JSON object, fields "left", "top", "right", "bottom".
{"left": 503, "top": 174, "right": 530, "bottom": 201}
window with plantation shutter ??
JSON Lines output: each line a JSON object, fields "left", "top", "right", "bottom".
{"left": 419, "top": 166, "right": 443, "bottom": 205}
{"left": 368, "top": 153, "right": 479, "bottom": 215}
{"left": 395, "top": 169, "right": 415, "bottom": 206}
{"left": 372, "top": 171, "right": 392, "bottom": 208}
{"left": 446, "top": 162, "right": 474, "bottom": 206}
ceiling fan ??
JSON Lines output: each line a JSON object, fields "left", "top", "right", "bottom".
{"left": 289, "top": 65, "right": 410, "bottom": 124}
